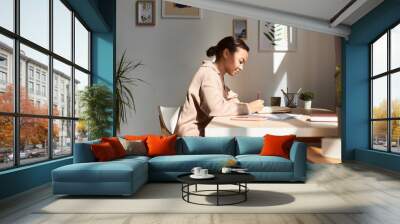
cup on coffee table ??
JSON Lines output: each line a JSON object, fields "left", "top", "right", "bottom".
{"left": 191, "top": 167, "right": 202, "bottom": 176}
{"left": 199, "top": 169, "right": 208, "bottom": 176}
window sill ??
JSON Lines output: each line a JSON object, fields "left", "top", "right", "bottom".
{"left": 0, "top": 156, "right": 72, "bottom": 176}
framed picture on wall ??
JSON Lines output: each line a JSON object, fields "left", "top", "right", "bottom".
{"left": 161, "top": 0, "right": 202, "bottom": 19}
{"left": 233, "top": 19, "right": 247, "bottom": 39}
{"left": 259, "top": 21, "right": 297, "bottom": 52}
{"left": 136, "top": 0, "right": 155, "bottom": 26}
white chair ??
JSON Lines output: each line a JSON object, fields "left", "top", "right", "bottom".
{"left": 158, "top": 106, "right": 182, "bottom": 135}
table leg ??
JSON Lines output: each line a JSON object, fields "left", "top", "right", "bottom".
{"left": 245, "top": 183, "right": 247, "bottom": 201}
{"left": 216, "top": 184, "right": 219, "bottom": 206}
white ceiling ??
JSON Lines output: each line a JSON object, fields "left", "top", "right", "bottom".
{"left": 169, "top": 0, "right": 384, "bottom": 37}
{"left": 224, "top": 0, "right": 352, "bottom": 22}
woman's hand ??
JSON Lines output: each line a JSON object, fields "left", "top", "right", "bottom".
{"left": 248, "top": 99, "right": 264, "bottom": 113}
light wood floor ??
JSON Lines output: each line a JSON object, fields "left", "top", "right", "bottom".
{"left": 1, "top": 162, "right": 400, "bottom": 224}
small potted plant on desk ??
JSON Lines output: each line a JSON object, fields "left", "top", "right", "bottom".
{"left": 299, "top": 91, "right": 314, "bottom": 110}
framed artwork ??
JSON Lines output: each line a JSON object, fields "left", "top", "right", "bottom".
{"left": 161, "top": 0, "right": 202, "bottom": 19}
{"left": 233, "top": 19, "right": 247, "bottom": 39}
{"left": 136, "top": 0, "right": 155, "bottom": 26}
{"left": 259, "top": 21, "right": 297, "bottom": 52}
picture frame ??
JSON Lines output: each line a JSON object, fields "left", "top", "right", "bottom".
{"left": 136, "top": 0, "right": 155, "bottom": 26}
{"left": 233, "top": 19, "right": 247, "bottom": 39}
{"left": 161, "top": 0, "right": 202, "bottom": 19}
{"left": 258, "top": 21, "right": 297, "bottom": 52}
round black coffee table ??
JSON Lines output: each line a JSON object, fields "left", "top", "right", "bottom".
{"left": 177, "top": 173, "right": 255, "bottom": 206}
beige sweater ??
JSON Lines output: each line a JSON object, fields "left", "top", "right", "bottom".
{"left": 174, "top": 60, "right": 250, "bottom": 136}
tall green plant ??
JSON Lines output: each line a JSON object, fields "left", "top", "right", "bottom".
{"left": 79, "top": 84, "right": 113, "bottom": 140}
{"left": 116, "top": 50, "right": 147, "bottom": 132}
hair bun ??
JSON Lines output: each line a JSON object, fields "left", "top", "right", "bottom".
{"left": 206, "top": 46, "right": 218, "bottom": 57}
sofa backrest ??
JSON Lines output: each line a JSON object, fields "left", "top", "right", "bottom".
{"left": 235, "top": 136, "right": 263, "bottom": 155}
{"left": 73, "top": 139, "right": 100, "bottom": 163}
{"left": 176, "top": 137, "right": 236, "bottom": 155}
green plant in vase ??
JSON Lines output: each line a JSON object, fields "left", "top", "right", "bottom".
{"left": 299, "top": 91, "right": 314, "bottom": 110}
{"left": 79, "top": 84, "right": 113, "bottom": 140}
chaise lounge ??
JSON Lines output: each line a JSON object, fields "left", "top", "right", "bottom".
{"left": 52, "top": 137, "right": 307, "bottom": 196}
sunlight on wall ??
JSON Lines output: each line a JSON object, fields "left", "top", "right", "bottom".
{"left": 273, "top": 72, "right": 287, "bottom": 100}
{"left": 273, "top": 52, "right": 286, "bottom": 74}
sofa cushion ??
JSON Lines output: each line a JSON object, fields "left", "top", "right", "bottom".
{"left": 91, "top": 142, "right": 118, "bottom": 162}
{"left": 73, "top": 139, "right": 100, "bottom": 163}
{"left": 176, "top": 137, "right": 236, "bottom": 155}
{"left": 53, "top": 158, "right": 147, "bottom": 183}
{"left": 147, "top": 135, "right": 177, "bottom": 157}
{"left": 260, "top": 134, "right": 296, "bottom": 159}
{"left": 235, "top": 137, "right": 263, "bottom": 155}
{"left": 101, "top": 137, "right": 127, "bottom": 158}
{"left": 236, "top": 155, "right": 293, "bottom": 172}
{"left": 148, "top": 154, "right": 235, "bottom": 172}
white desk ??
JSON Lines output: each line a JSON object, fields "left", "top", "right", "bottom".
{"left": 204, "top": 108, "right": 339, "bottom": 137}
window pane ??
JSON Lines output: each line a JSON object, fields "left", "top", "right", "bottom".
{"left": 20, "top": 0, "right": 49, "bottom": 49}
{"left": 0, "top": 35, "right": 14, "bottom": 112}
{"left": 0, "top": 116, "right": 13, "bottom": 170}
{"left": 372, "top": 33, "right": 387, "bottom": 76}
{"left": 391, "top": 120, "right": 400, "bottom": 153}
{"left": 75, "top": 120, "right": 88, "bottom": 143}
{"left": 372, "top": 121, "right": 388, "bottom": 151}
{"left": 74, "top": 69, "right": 89, "bottom": 118}
{"left": 53, "top": 59, "right": 72, "bottom": 117}
{"left": 391, "top": 24, "right": 400, "bottom": 70}
{"left": 20, "top": 117, "right": 49, "bottom": 165}
{"left": 391, "top": 72, "right": 400, "bottom": 118}
{"left": 0, "top": 0, "right": 14, "bottom": 31}
{"left": 372, "top": 76, "right": 387, "bottom": 119}
{"left": 74, "top": 18, "right": 89, "bottom": 70}
{"left": 53, "top": 119, "right": 72, "bottom": 158}
{"left": 20, "top": 44, "right": 49, "bottom": 115}
{"left": 53, "top": 0, "right": 72, "bottom": 60}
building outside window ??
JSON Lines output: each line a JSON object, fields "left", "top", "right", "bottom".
{"left": 0, "top": 0, "right": 91, "bottom": 170}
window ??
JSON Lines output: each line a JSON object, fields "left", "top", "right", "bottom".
{"left": 74, "top": 18, "right": 90, "bottom": 70}
{"left": 20, "top": 0, "right": 49, "bottom": 49}
{"left": 0, "top": 0, "right": 91, "bottom": 170}
{"left": 0, "top": 34, "right": 13, "bottom": 113}
{"left": 370, "top": 23, "right": 400, "bottom": 154}
{"left": 53, "top": 0, "right": 72, "bottom": 60}
{"left": 0, "top": 0, "right": 14, "bottom": 32}
{"left": 28, "top": 81, "right": 34, "bottom": 94}
{"left": 28, "top": 67, "right": 34, "bottom": 80}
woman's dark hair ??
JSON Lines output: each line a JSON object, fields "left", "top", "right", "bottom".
{"left": 206, "top": 36, "right": 249, "bottom": 60}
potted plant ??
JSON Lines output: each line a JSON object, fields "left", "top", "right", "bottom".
{"left": 299, "top": 91, "right": 314, "bottom": 110}
{"left": 115, "top": 50, "right": 147, "bottom": 133}
{"left": 79, "top": 84, "right": 113, "bottom": 140}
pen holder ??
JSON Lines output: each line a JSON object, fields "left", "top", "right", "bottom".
{"left": 284, "top": 93, "right": 299, "bottom": 108}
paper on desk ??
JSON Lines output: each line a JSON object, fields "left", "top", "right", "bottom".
{"left": 231, "top": 113, "right": 295, "bottom": 121}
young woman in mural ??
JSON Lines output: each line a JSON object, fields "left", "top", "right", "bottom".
{"left": 175, "top": 36, "right": 264, "bottom": 136}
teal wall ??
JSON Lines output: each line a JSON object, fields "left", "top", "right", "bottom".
{"left": 0, "top": 0, "right": 116, "bottom": 200}
{"left": 342, "top": 0, "right": 400, "bottom": 171}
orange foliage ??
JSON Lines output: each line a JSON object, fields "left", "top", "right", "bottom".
{"left": 0, "top": 84, "right": 60, "bottom": 149}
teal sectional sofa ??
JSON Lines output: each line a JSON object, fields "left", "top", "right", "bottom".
{"left": 52, "top": 137, "right": 307, "bottom": 196}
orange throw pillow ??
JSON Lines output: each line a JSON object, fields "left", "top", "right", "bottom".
{"left": 146, "top": 135, "right": 177, "bottom": 157}
{"left": 91, "top": 142, "right": 117, "bottom": 162}
{"left": 124, "top": 135, "right": 149, "bottom": 141}
{"left": 259, "top": 134, "right": 296, "bottom": 159}
{"left": 101, "top": 137, "right": 126, "bottom": 158}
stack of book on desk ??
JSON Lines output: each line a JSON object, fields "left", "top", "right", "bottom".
{"left": 308, "top": 113, "right": 338, "bottom": 122}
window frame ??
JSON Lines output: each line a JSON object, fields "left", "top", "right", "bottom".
{"left": 369, "top": 20, "right": 400, "bottom": 154}
{"left": 0, "top": 0, "right": 92, "bottom": 171}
